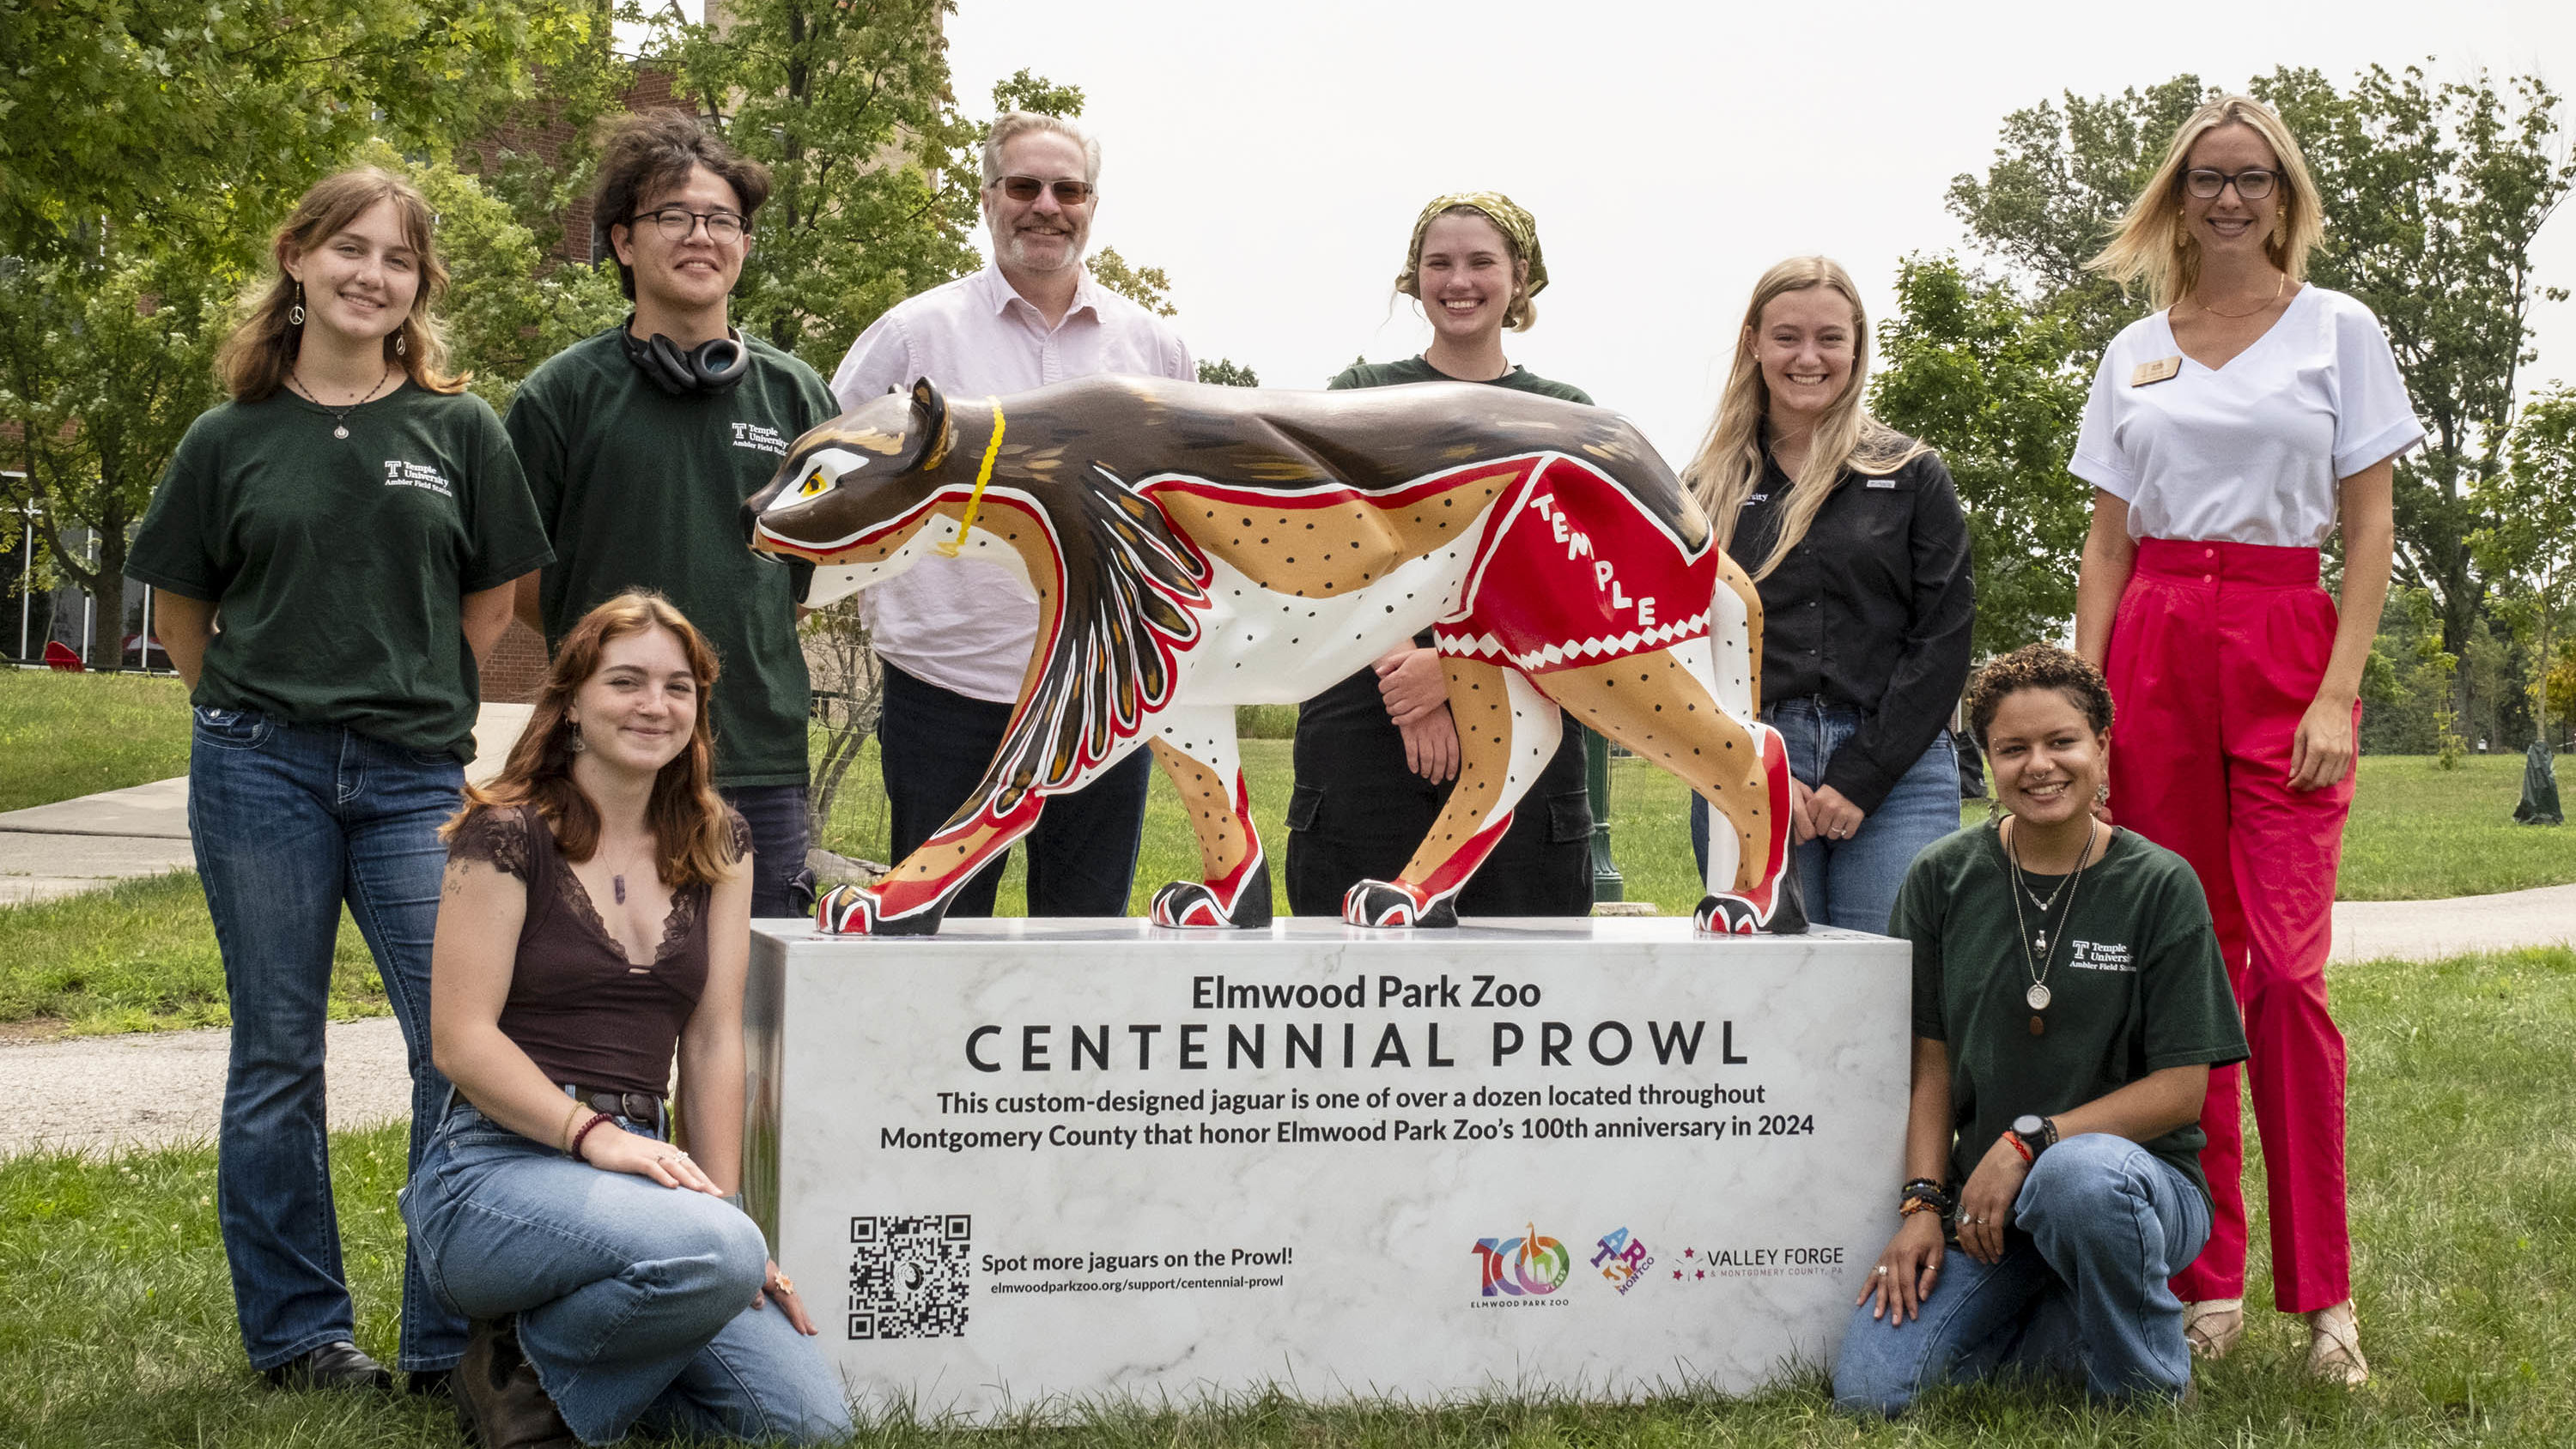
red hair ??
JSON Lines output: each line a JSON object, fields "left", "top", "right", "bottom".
{"left": 445, "top": 592, "right": 739, "bottom": 888}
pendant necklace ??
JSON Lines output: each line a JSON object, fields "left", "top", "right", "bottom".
{"left": 290, "top": 360, "right": 394, "bottom": 440}
{"left": 2005, "top": 815, "right": 2099, "bottom": 1034}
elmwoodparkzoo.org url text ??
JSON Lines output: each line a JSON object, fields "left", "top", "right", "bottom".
{"left": 987, "top": 1275, "right": 1287, "bottom": 1295}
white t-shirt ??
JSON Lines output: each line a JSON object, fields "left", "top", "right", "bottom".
{"left": 2070, "top": 285, "right": 2424, "bottom": 549}
{"left": 829, "top": 264, "right": 1195, "bottom": 701}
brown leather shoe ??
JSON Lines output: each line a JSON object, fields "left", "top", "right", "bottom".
{"left": 453, "top": 1316, "right": 578, "bottom": 1449}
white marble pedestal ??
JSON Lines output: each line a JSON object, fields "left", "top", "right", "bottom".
{"left": 744, "top": 918, "right": 1909, "bottom": 1420}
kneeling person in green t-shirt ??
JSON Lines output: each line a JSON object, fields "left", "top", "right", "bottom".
{"left": 1833, "top": 645, "right": 2248, "bottom": 1412}
{"left": 507, "top": 112, "right": 839, "bottom": 919}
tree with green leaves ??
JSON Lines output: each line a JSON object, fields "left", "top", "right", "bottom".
{"left": 2476, "top": 385, "right": 2576, "bottom": 748}
{"left": 1088, "top": 247, "right": 1176, "bottom": 316}
{"left": 1868, "top": 254, "right": 2087, "bottom": 655}
{"left": 0, "top": 0, "right": 606, "bottom": 266}
{"left": 1935, "top": 63, "right": 2573, "bottom": 671}
{"left": 0, "top": 247, "right": 232, "bottom": 665}
{"left": 1198, "top": 359, "right": 1261, "bottom": 387}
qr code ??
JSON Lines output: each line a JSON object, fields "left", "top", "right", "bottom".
{"left": 847, "top": 1214, "right": 971, "bottom": 1340}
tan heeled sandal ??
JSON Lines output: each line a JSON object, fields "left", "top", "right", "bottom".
{"left": 2183, "top": 1298, "right": 2245, "bottom": 1359}
{"left": 2305, "top": 1301, "right": 2369, "bottom": 1386}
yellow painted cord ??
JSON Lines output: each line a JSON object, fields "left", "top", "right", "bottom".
{"left": 934, "top": 398, "right": 1006, "bottom": 557}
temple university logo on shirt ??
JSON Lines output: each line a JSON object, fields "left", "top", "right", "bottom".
{"left": 732, "top": 421, "right": 790, "bottom": 456}
{"left": 381, "top": 459, "right": 455, "bottom": 499}
{"left": 2069, "top": 938, "right": 2136, "bottom": 973}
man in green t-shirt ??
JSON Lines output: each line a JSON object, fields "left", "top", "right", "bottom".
{"left": 508, "top": 112, "right": 838, "bottom": 918}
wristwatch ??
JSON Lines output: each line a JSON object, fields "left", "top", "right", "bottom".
{"left": 2011, "top": 1114, "right": 2061, "bottom": 1154}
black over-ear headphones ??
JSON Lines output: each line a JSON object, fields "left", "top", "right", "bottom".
{"left": 618, "top": 315, "right": 751, "bottom": 397}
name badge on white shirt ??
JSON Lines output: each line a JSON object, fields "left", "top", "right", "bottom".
{"left": 2131, "top": 355, "right": 2183, "bottom": 387}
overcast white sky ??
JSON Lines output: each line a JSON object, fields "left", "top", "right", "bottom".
{"left": 702, "top": 2, "right": 2576, "bottom": 461}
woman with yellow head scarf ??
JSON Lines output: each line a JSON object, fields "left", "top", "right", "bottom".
{"left": 1283, "top": 191, "right": 1599, "bottom": 919}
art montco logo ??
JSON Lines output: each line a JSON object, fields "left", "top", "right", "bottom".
{"left": 1590, "top": 1227, "right": 1655, "bottom": 1295}
{"left": 1471, "top": 1222, "right": 1571, "bottom": 1305}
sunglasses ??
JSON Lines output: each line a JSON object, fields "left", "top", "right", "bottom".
{"left": 991, "top": 175, "right": 1096, "bottom": 205}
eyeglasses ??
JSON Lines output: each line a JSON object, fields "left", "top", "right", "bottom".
{"left": 632, "top": 207, "right": 750, "bottom": 243}
{"left": 990, "top": 175, "right": 1096, "bottom": 205}
{"left": 2183, "top": 167, "right": 2277, "bottom": 201}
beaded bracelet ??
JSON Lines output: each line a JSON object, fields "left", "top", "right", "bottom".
{"left": 568, "top": 1111, "right": 615, "bottom": 1161}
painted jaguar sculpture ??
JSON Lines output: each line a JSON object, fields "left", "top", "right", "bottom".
{"left": 744, "top": 375, "right": 1802, "bottom": 937}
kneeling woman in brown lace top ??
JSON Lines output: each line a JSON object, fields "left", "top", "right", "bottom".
{"left": 403, "top": 592, "right": 849, "bottom": 1446}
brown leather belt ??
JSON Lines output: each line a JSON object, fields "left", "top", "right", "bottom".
{"left": 560, "top": 1082, "right": 666, "bottom": 1136}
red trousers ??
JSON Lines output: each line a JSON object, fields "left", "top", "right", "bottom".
{"left": 2105, "top": 538, "right": 2354, "bottom": 1313}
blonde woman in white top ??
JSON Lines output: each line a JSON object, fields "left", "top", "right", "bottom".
{"left": 2070, "top": 94, "right": 2421, "bottom": 1386}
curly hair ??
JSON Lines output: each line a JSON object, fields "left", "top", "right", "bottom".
{"left": 1965, "top": 643, "right": 2114, "bottom": 747}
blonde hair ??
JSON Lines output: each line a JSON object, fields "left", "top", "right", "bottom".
{"left": 2087, "top": 94, "right": 2324, "bottom": 309}
{"left": 217, "top": 167, "right": 466, "bottom": 403}
{"left": 1683, "top": 257, "right": 1929, "bottom": 581}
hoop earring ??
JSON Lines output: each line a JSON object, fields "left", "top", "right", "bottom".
{"left": 288, "top": 282, "right": 306, "bottom": 327}
{"left": 394, "top": 331, "right": 406, "bottom": 358}
{"left": 567, "top": 730, "right": 586, "bottom": 755}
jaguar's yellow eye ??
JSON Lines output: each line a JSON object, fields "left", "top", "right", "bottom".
{"left": 796, "top": 468, "right": 831, "bottom": 499}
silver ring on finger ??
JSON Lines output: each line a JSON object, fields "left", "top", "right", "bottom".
{"left": 1873, "top": 1265, "right": 1888, "bottom": 1276}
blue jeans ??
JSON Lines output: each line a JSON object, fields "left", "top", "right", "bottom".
{"left": 1693, "top": 700, "right": 1959, "bottom": 933}
{"left": 401, "top": 1104, "right": 852, "bottom": 1445}
{"left": 878, "top": 661, "right": 1151, "bottom": 915}
{"left": 1832, "top": 1134, "right": 2211, "bottom": 1413}
{"left": 186, "top": 706, "right": 465, "bottom": 1372}
{"left": 719, "top": 783, "right": 814, "bottom": 919}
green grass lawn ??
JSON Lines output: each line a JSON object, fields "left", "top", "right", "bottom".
{"left": 3, "top": 943, "right": 2569, "bottom": 1446}
{"left": 0, "top": 873, "right": 386, "bottom": 1035}
{"left": 822, "top": 737, "right": 2576, "bottom": 918}
{"left": 0, "top": 669, "right": 191, "bottom": 813}
{"left": 2336, "top": 755, "right": 2576, "bottom": 900}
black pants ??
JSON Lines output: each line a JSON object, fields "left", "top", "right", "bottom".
{"left": 717, "top": 784, "right": 812, "bottom": 919}
{"left": 1285, "top": 701, "right": 1593, "bottom": 918}
{"left": 877, "top": 661, "right": 1154, "bottom": 916}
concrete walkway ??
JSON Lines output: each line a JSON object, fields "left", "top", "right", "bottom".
{"left": 0, "top": 704, "right": 532, "bottom": 904}
{"left": 0, "top": 1016, "right": 414, "bottom": 1157}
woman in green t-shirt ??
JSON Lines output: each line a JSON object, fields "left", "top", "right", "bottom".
{"left": 1285, "top": 191, "right": 1597, "bottom": 919}
{"left": 125, "top": 169, "right": 553, "bottom": 1393}
{"left": 1832, "top": 646, "right": 2247, "bottom": 1413}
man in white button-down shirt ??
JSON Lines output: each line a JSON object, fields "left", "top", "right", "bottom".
{"left": 829, "top": 111, "right": 1195, "bottom": 918}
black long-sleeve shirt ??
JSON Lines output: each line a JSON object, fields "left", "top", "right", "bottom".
{"left": 1729, "top": 446, "right": 1973, "bottom": 815}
